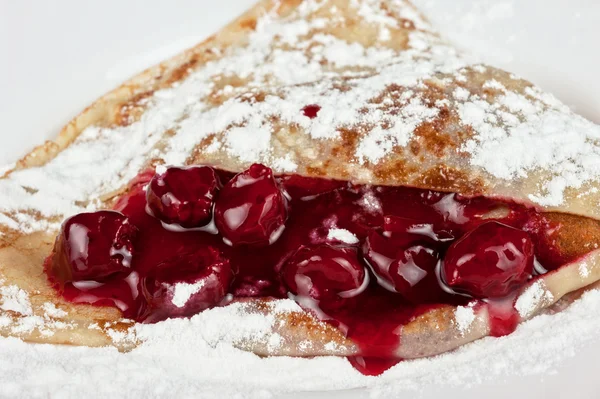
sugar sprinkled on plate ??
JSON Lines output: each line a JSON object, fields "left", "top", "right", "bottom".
{"left": 0, "top": 290, "right": 600, "bottom": 397}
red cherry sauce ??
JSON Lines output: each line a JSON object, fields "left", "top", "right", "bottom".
{"left": 302, "top": 104, "right": 321, "bottom": 118}
{"left": 46, "top": 165, "right": 571, "bottom": 376}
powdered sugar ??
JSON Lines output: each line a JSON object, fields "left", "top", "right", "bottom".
{"left": 0, "top": 285, "right": 32, "bottom": 316}
{"left": 459, "top": 84, "right": 600, "bottom": 206}
{"left": 42, "top": 303, "right": 68, "bottom": 318}
{"left": 0, "top": 286, "right": 74, "bottom": 337}
{"left": 454, "top": 303, "right": 476, "bottom": 335}
{"left": 171, "top": 280, "right": 207, "bottom": 308}
{"left": 515, "top": 280, "right": 554, "bottom": 318}
{"left": 327, "top": 228, "right": 359, "bottom": 244}
{"left": 0, "top": 290, "right": 599, "bottom": 397}
{"left": 579, "top": 262, "right": 590, "bottom": 278}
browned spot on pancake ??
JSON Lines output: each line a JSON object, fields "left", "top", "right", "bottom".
{"left": 278, "top": 309, "right": 353, "bottom": 346}
{"left": 241, "top": 90, "right": 267, "bottom": 103}
{"left": 331, "top": 128, "right": 359, "bottom": 159}
{"left": 402, "top": 305, "right": 454, "bottom": 334}
{"left": 419, "top": 164, "right": 484, "bottom": 195}
{"left": 163, "top": 129, "right": 176, "bottom": 138}
{"left": 305, "top": 166, "right": 327, "bottom": 177}
{"left": 274, "top": 0, "right": 305, "bottom": 18}
{"left": 187, "top": 135, "right": 220, "bottom": 165}
{"left": 116, "top": 91, "right": 153, "bottom": 126}
{"left": 542, "top": 213, "right": 600, "bottom": 262}
{"left": 332, "top": 82, "right": 352, "bottom": 92}
{"left": 398, "top": 18, "right": 416, "bottom": 30}
{"left": 239, "top": 18, "right": 257, "bottom": 30}
{"left": 284, "top": 309, "right": 314, "bottom": 328}
{"left": 213, "top": 74, "right": 249, "bottom": 90}
{"left": 166, "top": 57, "right": 199, "bottom": 85}
{"left": 482, "top": 86, "right": 503, "bottom": 98}
{"left": 410, "top": 141, "right": 421, "bottom": 155}
{"left": 0, "top": 217, "right": 20, "bottom": 247}
{"left": 373, "top": 158, "right": 414, "bottom": 182}
{"left": 412, "top": 109, "right": 455, "bottom": 156}
{"left": 456, "top": 124, "right": 476, "bottom": 143}
{"left": 421, "top": 80, "right": 448, "bottom": 107}
{"left": 368, "top": 83, "right": 404, "bottom": 105}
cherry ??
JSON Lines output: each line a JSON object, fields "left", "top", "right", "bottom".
{"left": 146, "top": 165, "right": 220, "bottom": 228}
{"left": 363, "top": 231, "right": 445, "bottom": 303}
{"left": 214, "top": 164, "right": 287, "bottom": 246}
{"left": 302, "top": 104, "right": 321, "bottom": 119}
{"left": 141, "top": 246, "right": 232, "bottom": 322}
{"left": 51, "top": 211, "right": 137, "bottom": 283}
{"left": 66, "top": 271, "right": 146, "bottom": 319}
{"left": 281, "top": 245, "right": 368, "bottom": 310}
{"left": 443, "top": 221, "right": 534, "bottom": 298}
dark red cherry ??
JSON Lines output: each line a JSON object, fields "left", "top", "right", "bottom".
{"left": 214, "top": 164, "right": 287, "bottom": 246}
{"left": 51, "top": 211, "right": 137, "bottom": 283}
{"left": 65, "top": 271, "right": 146, "bottom": 319}
{"left": 146, "top": 165, "right": 220, "bottom": 228}
{"left": 443, "top": 221, "right": 534, "bottom": 298}
{"left": 281, "top": 245, "right": 368, "bottom": 310}
{"left": 302, "top": 104, "right": 321, "bottom": 118}
{"left": 363, "top": 231, "right": 445, "bottom": 303}
{"left": 141, "top": 246, "right": 232, "bottom": 322}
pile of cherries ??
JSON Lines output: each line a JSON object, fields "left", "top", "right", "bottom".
{"left": 47, "top": 163, "right": 551, "bottom": 373}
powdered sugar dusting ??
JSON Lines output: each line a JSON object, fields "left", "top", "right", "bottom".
{"left": 515, "top": 280, "right": 554, "bottom": 318}
{"left": 459, "top": 83, "right": 600, "bottom": 206}
{"left": 0, "top": 285, "right": 32, "bottom": 316}
{"left": 327, "top": 228, "right": 359, "bottom": 244}
{"left": 171, "top": 280, "right": 207, "bottom": 308}
{"left": 0, "top": 290, "right": 600, "bottom": 397}
{"left": 0, "top": 286, "right": 74, "bottom": 337}
{"left": 454, "top": 303, "right": 476, "bottom": 335}
{"left": 579, "top": 262, "right": 590, "bottom": 278}
{"left": 42, "top": 303, "right": 68, "bottom": 318}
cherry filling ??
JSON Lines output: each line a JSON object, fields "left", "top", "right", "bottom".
{"left": 146, "top": 165, "right": 220, "bottom": 228}
{"left": 51, "top": 210, "right": 137, "bottom": 283}
{"left": 46, "top": 163, "right": 575, "bottom": 376}
{"left": 443, "top": 221, "right": 535, "bottom": 298}
{"left": 214, "top": 164, "right": 287, "bottom": 246}
{"left": 141, "top": 247, "right": 232, "bottom": 323}
{"left": 363, "top": 216, "right": 453, "bottom": 304}
{"left": 281, "top": 245, "right": 368, "bottom": 311}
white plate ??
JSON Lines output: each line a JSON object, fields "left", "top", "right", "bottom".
{"left": 1, "top": 1, "right": 599, "bottom": 398}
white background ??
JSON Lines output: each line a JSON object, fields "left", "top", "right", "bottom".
{"left": 1, "top": 1, "right": 599, "bottom": 397}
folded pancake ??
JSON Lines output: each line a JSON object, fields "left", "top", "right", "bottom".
{"left": 1, "top": 0, "right": 600, "bottom": 364}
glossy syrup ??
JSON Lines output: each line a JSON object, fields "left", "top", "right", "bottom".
{"left": 46, "top": 168, "right": 563, "bottom": 376}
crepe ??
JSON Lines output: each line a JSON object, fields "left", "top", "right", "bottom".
{"left": 1, "top": 0, "right": 600, "bottom": 361}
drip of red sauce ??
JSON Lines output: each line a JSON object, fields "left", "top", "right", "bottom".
{"left": 486, "top": 296, "right": 521, "bottom": 337}
{"left": 302, "top": 104, "right": 321, "bottom": 118}
{"left": 45, "top": 166, "right": 566, "bottom": 376}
